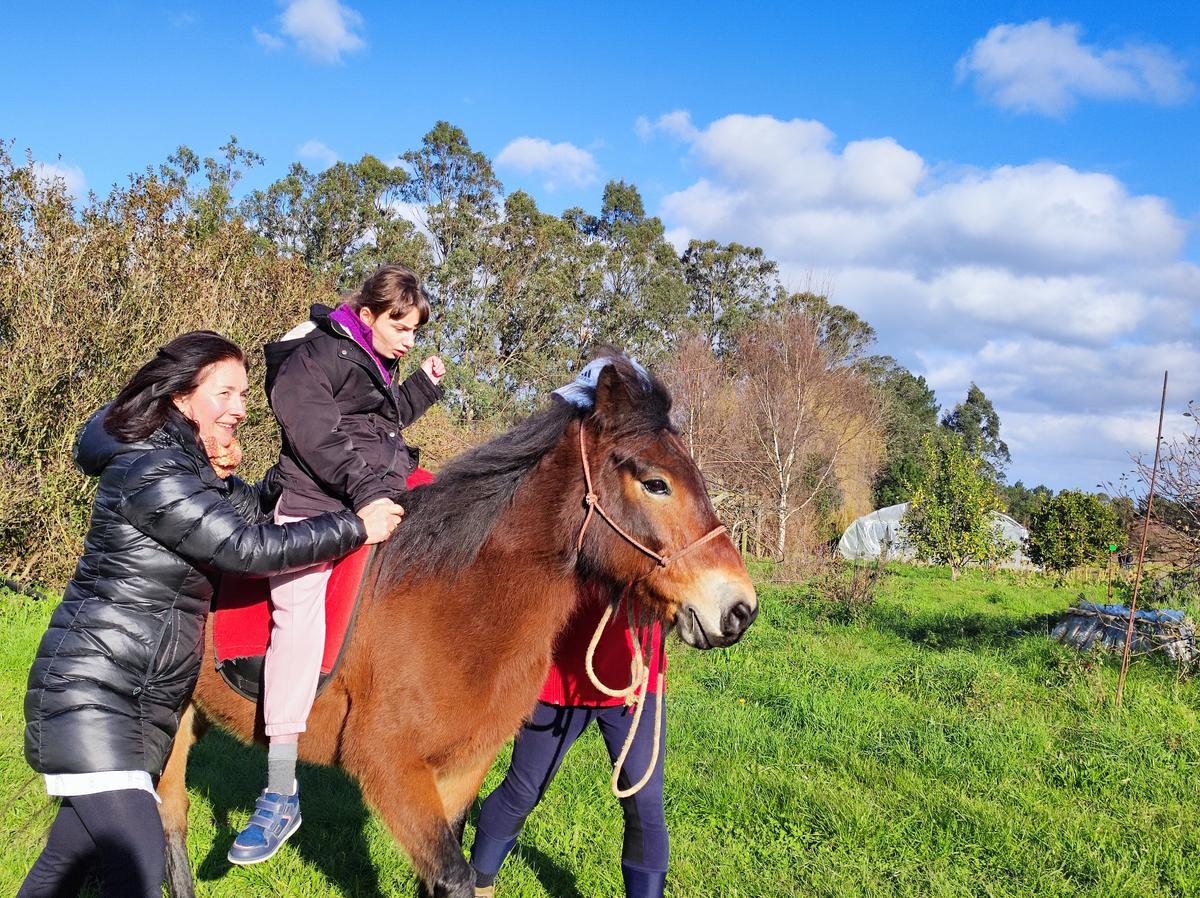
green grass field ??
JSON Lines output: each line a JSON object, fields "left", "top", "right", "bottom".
{"left": 2, "top": 566, "right": 1197, "bottom": 897}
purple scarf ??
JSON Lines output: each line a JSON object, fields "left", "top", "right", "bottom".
{"left": 329, "top": 303, "right": 391, "bottom": 385}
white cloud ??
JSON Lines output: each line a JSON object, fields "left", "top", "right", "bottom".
{"left": 924, "top": 338, "right": 1199, "bottom": 489}
{"left": 297, "top": 139, "right": 338, "bottom": 169}
{"left": 957, "top": 20, "right": 1192, "bottom": 116}
{"left": 664, "top": 126, "right": 1183, "bottom": 279}
{"left": 253, "top": 26, "right": 285, "bottom": 50}
{"left": 273, "top": 0, "right": 365, "bottom": 64}
{"left": 635, "top": 110, "right": 700, "bottom": 142}
{"left": 653, "top": 111, "right": 1200, "bottom": 489}
{"left": 495, "top": 137, "right": 599, "bottom": 190}
{"left": 32, "top": 161, "right": 86, "bottom": 198}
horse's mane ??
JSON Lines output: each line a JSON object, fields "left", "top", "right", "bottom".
{"left": 382, "top": 355, "right": 674, "bottom": 581}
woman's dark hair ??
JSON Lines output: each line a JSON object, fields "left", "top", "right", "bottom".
{"left": 104, "top": 331, "right": 246, "bottom": 442}
{"left": 350, "top": 264, "right": 431, "bottom": 325}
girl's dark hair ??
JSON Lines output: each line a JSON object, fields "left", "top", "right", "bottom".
{"left": 350, "top": 264, "right": 431, "bottom": 324}
{"left": 104, "top": 331, "right": 246, "bottom": 442}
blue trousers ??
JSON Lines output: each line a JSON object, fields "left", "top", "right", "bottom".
{"left": 470, "top": 696, "right": 668, "bottom": 898}
{"left": 17, "top": 789, "right": 165, "bottom": 898}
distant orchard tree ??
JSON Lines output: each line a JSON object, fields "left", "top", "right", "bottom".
{"left": 1026, "top": 490, "right": 1124, "bottom": 575}
{"left": 901, "top": 434, "right": 1013, "bottom": 580}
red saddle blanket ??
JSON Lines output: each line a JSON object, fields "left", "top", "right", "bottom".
{"left": 213, "top": 468, "right": 434, "bottom": 700}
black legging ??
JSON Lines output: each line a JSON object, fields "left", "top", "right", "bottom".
{"left": 471, "top": 697, "right": 668, "bottom": 898}
{"left": 18, "top": 789, "right": 165, "bottom": 898}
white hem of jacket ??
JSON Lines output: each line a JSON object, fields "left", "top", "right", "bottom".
{"left": 44, "top": 771, "right": 161, "bottom": 803}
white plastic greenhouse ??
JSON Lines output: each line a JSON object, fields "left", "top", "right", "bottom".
{"left": 836, "top": 502, "right": 1031, "bottom": 567}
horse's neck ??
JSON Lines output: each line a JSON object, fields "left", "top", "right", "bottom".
{"left": 475, "top": 435, "right": 586, "bottom": 649}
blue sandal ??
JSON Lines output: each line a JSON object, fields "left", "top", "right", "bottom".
{"left": 227, "top": 783, "right": 302, "bottom": 865}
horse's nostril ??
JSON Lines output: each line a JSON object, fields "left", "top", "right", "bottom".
{"left": 723, "top": 601, "right": 756, "bottom": 636}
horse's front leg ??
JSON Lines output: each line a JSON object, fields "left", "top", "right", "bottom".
{"left": 353, "top": 751, "right": 475, "bottom": 898}
{"left": 159, "top": 702, "right": 209, "bottom": 898}
{"left": 437, "top": 754, "right": 493, "bottom": 847}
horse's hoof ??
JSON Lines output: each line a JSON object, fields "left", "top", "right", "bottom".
{"left": 431, "top": 868, "right": 476, "bottom": 898}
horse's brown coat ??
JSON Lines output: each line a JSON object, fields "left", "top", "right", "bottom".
{"left": 159, "top": 360, "right": 757, "bottom": 898}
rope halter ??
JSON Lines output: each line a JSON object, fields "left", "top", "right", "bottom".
{"left": 574, "top": 422, "right": 726, "bottom": 797}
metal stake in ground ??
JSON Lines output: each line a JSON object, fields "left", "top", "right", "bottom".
{"left": 1106, "top": 544, "right": 1117, "bottom": 603}
{"left": 1115, "top": 370, "right": 1168, "bottom": 709}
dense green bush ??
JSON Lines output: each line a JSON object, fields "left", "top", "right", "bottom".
{"left": 0, "top": 143, "right": 335, "bottom": 583}
{"left": 1026, "top": 490, "right": 1123, "bottom": 576}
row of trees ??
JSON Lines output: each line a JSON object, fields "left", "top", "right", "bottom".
{"left": 0, "top": 121, "right": 1156, "bottom": 582}
{"left": 1, "top": 124, "right": 898, "bottom": 573}
{"left": 2, "top": 123, "right": 916, "bottom": 576}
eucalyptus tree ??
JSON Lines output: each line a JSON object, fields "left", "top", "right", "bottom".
{"left": 565, "top": 180, "right": 689, "bottom": 365}
{"left": 864, "top": 356, "right": 941, "bottom": 508}
{"left": 463, "top": 190, "right": 598, "bottom": 417}
{"left": 787, "top": 291, "right": 876, "bottom": 363}
{"left": 241, "top": 153, "right": 410, "bottom": 283}
{"left": 681, "top": 239, "right": 779, "bottom": 355}
{"left": 942, "top": 382, "right": 1010, "bottom": 478}
{"left": 400, "top": 120, "right": 501, "bottom": 269}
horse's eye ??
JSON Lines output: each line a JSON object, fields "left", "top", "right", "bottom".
{"left": 642, "top": 478, "right": 671, "bottom": 496}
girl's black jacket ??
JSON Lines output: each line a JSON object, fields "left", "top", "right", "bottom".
{"left": 23, "top": 410, "right": 365, "bottom": 777}
{"left": 265, "top": 304, "right": 444, "bottom": 517}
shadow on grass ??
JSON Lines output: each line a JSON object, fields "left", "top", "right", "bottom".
{"left": 188, "top": 728, "right": 391, "bottom": 898}
{"left": 460, "top": 793, "right": 584, "bottom": 898}
{"left": 518, "top": 845, "right": 584, "bottom": 898}
{"left": 866, "top": 605, "right": 1062, "bottom": 650}
{"left": 187, "top": 733, "right": 585, "bottom": 898}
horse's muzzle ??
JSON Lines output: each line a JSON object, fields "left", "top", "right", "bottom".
{"left": 676, "top": 584, "right": 758, "bottom": 649}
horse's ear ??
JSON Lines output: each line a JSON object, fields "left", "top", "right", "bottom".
{"left": 592, "top": 363, "right": 636, "bottom": 431}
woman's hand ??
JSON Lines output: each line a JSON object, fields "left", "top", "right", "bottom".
{"left": 357, "top": 498, "right": 405, "bottom": 544}
{"left": 421, "top": 355, "right": 446, "bottom": 385}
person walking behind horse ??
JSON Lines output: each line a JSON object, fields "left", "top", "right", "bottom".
{"left": 19, "top": 331, "right": 401, "bottom": 898}
{"left": 228, "top": 264, "right": 446, "bottom": 865}
{"left": 470, "top": 579, "right": 670, "bottom": 898}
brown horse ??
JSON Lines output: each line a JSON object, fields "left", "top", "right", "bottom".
{"left": 159, "top": 356, "right": 758, "bottom": 898}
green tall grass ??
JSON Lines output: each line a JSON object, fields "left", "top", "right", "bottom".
{"left": 2, "top": 566, "right": 1197, "bottom": 897}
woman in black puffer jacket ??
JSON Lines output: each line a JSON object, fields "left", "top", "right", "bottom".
{"left": 19, "top": 331, "right": 402, "bottom": 898}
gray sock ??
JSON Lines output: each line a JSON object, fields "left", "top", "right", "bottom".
{"left": 267, "top": 741, "right": 298, "bottom": 796}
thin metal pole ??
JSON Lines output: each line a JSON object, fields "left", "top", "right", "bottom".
{"left": 1115, "top": 371, "right": 1168, "bottom": 709}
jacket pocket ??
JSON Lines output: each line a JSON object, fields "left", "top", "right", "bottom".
{"left": 147, "top": 614, "right": 179, "bottom": 681}
{"left": 145, "top": 612, "right": 204, "bottom": 695}
{"left": 342, "top": 416, "right": 399, "bottom": 472}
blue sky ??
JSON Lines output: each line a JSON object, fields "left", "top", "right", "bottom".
{"left": 4, "top": 2, "right": 1198, "bottom": 491}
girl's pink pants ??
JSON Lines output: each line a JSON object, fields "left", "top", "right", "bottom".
{"left": 263, "top": 511, "right": 332, "bottom": 741}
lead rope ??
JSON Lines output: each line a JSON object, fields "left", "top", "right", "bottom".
{"left": 574, "top": 423, "right": 719, "bottom": 799}
{"left": 584, "top": 589, "right": 666, "bottom": 798}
